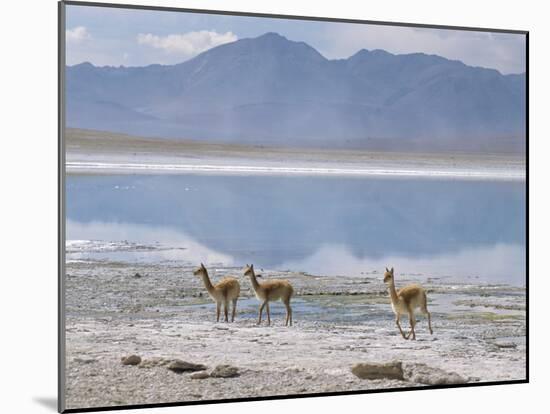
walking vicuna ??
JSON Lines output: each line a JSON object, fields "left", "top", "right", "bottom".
{"left": 243, "top": 264, "right": 294, "bottom": 326}
{"left": 383, "top": 267, "right": 433, "bottom": 340}
{"left": 193, "top": 263, "right": 240, "bottom": 322}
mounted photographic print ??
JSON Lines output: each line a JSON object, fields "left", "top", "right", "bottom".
{"left": 58, "top": 1, "right": 528, "bottom": 412}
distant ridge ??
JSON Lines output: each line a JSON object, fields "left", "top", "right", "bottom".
{"left": 66, "top": 32, "right": 526, "bottom": 154}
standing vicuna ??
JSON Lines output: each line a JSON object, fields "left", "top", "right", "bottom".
{"left": 243, "top": 264, "right": 294, "bottom": 326}
{"left": 193, "top": 263, "right": 240, "bottom": 322}
{"left": 383, "top": 267, "right": 433, "bottom": 340}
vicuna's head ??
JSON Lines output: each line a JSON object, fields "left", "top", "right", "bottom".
{"left": 193, "top": 263, "right": 207, "bottom": 277}
{"left": 243, "top": 264, "right": 263, "bottom": 278}
{"left": 383, "top": 267, "right": 394, "bottom": 284}
{"left": 243, "top": 264, "right": 259, "bottom": 277}
{"left": 243, "top": 264, "right": 254, "bottom": 276}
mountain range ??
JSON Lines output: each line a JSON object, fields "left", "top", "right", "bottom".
{"left": 66, "top": 32, "right": 526, "bottom": 153}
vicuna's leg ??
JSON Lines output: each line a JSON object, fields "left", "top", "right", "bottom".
{"left": 426, "top": 310, "right": 433, "bottom": 335}
{"left": 284, "top": 299, "right": 292, "bottom": 326}
{"left": 266, "top": 302, "right": 271, "bottom": 326}
{"left": 407, "top": 308, "right": 416, "bottom": 340}
{"left": 216, "top": 302, "right": 221, "bottom": 322}
{"left": 288, "top": 298, "right": 293, "bottom": 326}
{"left": 216, "top": 302, "right": 222, "bottom": 322}
{"left": 395, "top": 313, "right": 406, "bottom": 339}
{"left": 289, "top": 301, "right": 293, "bottom": 326}
{"left": 258, "top": 301, "right": 266, "bottom": 325}
{"left": 231, "top": 298, "right": 238, "bottom": 322}
{"left": 422, "top": 293, "right": 433, "bottom": 334}
{"left": 223, "top": 301, "right": 229, "bottom": 322}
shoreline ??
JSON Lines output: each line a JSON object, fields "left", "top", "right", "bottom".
{"left": 65, "top": 128, "right": 526, "bottom": 181}
{"left": 65, "top": 161, "right": 525, "bottom": 180}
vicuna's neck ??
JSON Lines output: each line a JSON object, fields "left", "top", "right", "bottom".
{"left": 248, "top": 271, "right": 261, "bottom": 291}
{"left": 388, "top": 279, "right": 399, "bottom": 304}
{"left": 200, "top": 270, "right": 215, "bottom": 294}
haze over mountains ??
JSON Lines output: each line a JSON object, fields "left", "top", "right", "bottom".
{"left": 66, "top": 32, "right": 526, "bottom": 153}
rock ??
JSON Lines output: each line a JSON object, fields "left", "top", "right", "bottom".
{"left": 138, "top": 357, "right": 170, "bottom": 368}
{"left": 190, "top": 371, "right": 210, "bottom": 379}
{"left": 167, "top": 359, "right": 207, "bottom": 373}
{"left": 121, "top": 355, "right": 141, "bottom": 366}
{"left": 403, "top": 363, "right": 467, "bottom": 385}
{"left": 351, "top": 362, "right": 404, "bottom": 380}
{"left": 495, "top": 342, "right": 517, "bottom": 349}
{"left": 210, "top": 364, "right": 240, "bottom": 378}
{"left": 133, "top": 272, "right": 142, "bottom": 278}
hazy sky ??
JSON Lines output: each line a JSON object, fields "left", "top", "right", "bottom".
{"left": 66, "top": 4, "right": 526, "bottom": 74}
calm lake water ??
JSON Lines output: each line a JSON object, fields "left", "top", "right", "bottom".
{"left": 66, "top": 174, "right": 526, "bottom": 285}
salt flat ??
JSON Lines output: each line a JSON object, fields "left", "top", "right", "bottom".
{"left": 64, "top": 128, "right": 525, "bottom": 180}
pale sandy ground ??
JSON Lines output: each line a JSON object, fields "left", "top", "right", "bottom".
{"left": 64, "top": 128, "right": 526, "bottom": 180}
{"left": 64, "top": 258, "right": 526, "bottom": 410}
